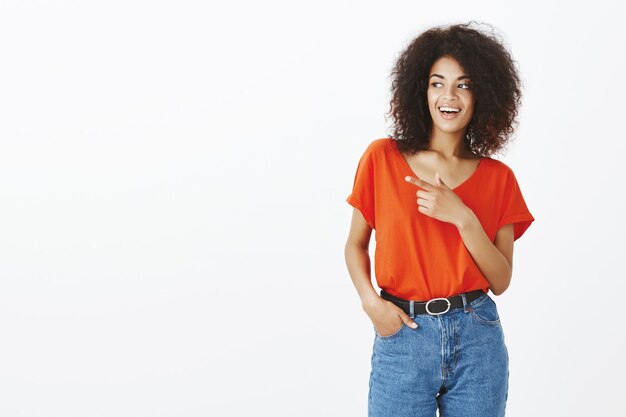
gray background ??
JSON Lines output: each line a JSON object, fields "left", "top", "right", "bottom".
{"left": 0, "top": 0, "right": 623, "bottom": 416}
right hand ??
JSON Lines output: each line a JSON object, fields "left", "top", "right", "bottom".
{"left": 363, "top": 296, "right": 418, "bottom": 336}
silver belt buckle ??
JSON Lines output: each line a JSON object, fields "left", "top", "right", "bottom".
{"left": 425, "top": 297, "right": 451, "bottom": 315}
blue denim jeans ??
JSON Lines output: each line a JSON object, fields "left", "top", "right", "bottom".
{"left": 368, "top": 292, "right": 509, "bottom": 417}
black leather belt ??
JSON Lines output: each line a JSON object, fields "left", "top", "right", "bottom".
{"left": 380, "top": 289, "right": 486, "bottom": 316}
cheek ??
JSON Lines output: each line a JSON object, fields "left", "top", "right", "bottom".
{"left": 427, "top": 91, "right": 437, "bottom": 107}
{"left": 464, "top": 99, "right": 475, "bottom": 115}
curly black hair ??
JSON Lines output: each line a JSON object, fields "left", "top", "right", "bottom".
{"left": 386, "top": 21, "right": 522, "bottom": 157}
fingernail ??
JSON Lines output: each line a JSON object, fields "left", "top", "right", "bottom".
{"left": 411, "top": 322, "right": 418, "bottom": 328}
{"left": 405, "top": 176, "right": 411, "bottom": 181}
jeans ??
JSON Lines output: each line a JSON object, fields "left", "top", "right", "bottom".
{"left": 368, "top": 291, "right": 509, "bottom": 417}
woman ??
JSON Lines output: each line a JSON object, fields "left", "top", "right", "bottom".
{"left": 344, "top": 22, "right": 535, "bottom": 417}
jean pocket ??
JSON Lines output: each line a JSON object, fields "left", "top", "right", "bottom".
{"left": 469, "top": 294, "right": 501, "bottom": 326}
{"left": 374, "top": 322, "right": 407, "bottom": 339}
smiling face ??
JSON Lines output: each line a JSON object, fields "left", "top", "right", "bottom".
{"left": 427, "top": 55, "right": 475, "bottom": 136}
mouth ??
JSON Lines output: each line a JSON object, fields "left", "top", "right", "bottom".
{"left": 438, "top": 106, "right": 461, "bottom": 119}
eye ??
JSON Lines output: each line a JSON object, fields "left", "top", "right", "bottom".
{"left": 459, "top": 83, "right": 472, "bottom": 90}
{"left": 430, "top": 82, "right": 443, "bottom": 87}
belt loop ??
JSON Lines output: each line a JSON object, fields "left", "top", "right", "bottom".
{"left": 409, "top": 300, "right": 415, "bottom": 319}
{"left": 461, "top": 292, "right": 469, "bottom": 312}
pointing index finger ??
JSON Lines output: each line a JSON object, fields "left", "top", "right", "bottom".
{"left": 404, "top": 175, "right": 434, "bottom": 190}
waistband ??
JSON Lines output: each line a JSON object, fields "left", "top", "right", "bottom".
{"left": 380, "top": 289, "right": 487, "bottom": 316}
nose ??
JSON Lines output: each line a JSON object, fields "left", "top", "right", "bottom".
{"left": 442, "top": 84, "right": 458, "bottom": 100}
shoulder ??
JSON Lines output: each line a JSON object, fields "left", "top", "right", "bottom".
{"left": 481, "top": 156, "right": 514, "bottom": 178}
{"left": 360, "top": 137, "right": 397, "bottom": 159}
{"left": 364, "top": 137, "right": 395, "bottom": 152}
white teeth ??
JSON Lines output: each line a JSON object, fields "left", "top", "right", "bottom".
{"left": 439, "top": 107, "right": 460, "bottom": 112}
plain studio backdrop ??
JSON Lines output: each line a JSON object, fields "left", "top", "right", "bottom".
{"left": 0, "top": 1, "right": 624, "bottom": 416}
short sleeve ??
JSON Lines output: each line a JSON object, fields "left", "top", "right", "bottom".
{"left": 346, "top": 143, "right": 376, "bottom": 229}
{"left": 498, "top": 167, "right": 535, "bottom": 241}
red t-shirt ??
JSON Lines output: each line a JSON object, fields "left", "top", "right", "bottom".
{"left": 346, "top": 138, "right": 535, "bottom": 300}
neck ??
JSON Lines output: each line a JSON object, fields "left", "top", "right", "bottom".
{"left": 427, "top": 127, "right": 470, "bottom": 159}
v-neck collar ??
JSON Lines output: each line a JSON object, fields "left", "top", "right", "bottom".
{"left": 390, "top": 139, "right": 484, "bottom": 191}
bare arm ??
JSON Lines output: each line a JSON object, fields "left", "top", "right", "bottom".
{"left": 457, "top": 209, "right": 515, "bottom": 296}
{"left": 344, "top": 208, "right": 379, "bottom": 307}
{"left": 344, "top": 208, "right": 418, "bottom": 334}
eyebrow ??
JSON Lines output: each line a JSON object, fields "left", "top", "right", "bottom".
{"left": 429, "top": 73, "right": 471, "bottom": 81}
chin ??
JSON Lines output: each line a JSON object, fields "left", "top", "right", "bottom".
{"left": 434, "top": 123, "right": 470, "bottom": 134}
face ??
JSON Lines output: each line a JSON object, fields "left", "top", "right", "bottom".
{"left": 426, "top": 55, "right": 475, "bottom": 135}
